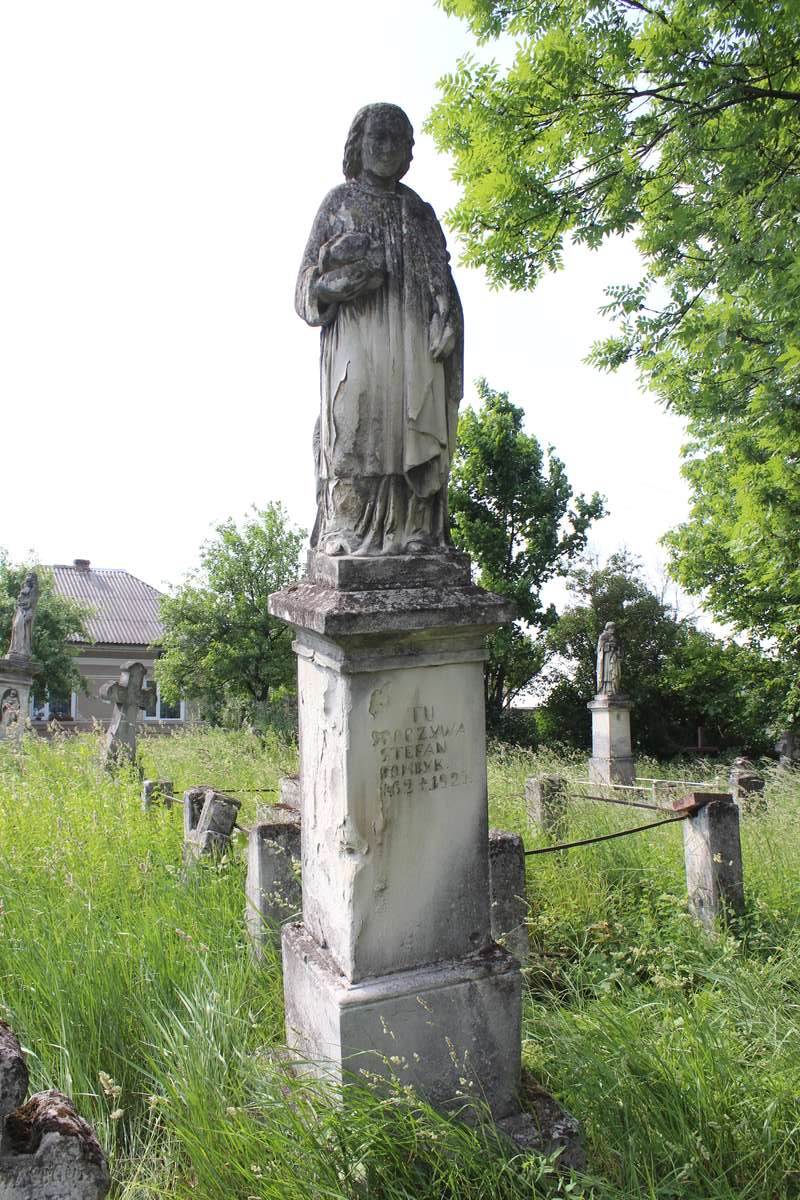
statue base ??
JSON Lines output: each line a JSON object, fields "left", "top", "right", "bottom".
{"left": 306, "top": 548, "right": 471, "bottom": 591}
{"left": 268, "top": 564, "right": 524, "bottom": 1118}
{"left": 0, "top": 657, "right": 41, "bottom": 743}
{"left": 588, "top": 695, "right": 635, "bottom": 786}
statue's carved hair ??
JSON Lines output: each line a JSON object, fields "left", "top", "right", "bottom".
{"left": 343, "top": 103, "right": 414, "bottom": 181}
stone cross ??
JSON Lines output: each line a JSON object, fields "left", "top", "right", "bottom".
{"left": 99, "top": 661, "right": 153, "bottom": 767}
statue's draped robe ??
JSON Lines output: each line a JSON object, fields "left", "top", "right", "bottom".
{"left": 596, "top": 633, "right": 622, "bottom": 694}
{"left": 296, "top": 181, "right": 463, "bottom": 555}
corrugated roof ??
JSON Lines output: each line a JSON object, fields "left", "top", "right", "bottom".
{"left": 51, "top": 565, "right": 164, "bottom": 646}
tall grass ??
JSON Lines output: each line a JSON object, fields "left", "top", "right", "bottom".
{"left": 1, "top": 730, "right": 798, "bottom": 1198}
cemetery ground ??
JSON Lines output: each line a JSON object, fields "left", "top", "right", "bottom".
{"left": 1, "top": 732, "right": 799, "bottom": 1200}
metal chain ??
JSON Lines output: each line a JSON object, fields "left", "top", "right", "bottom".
{"left": 524, "top": 812, "right": 688, "bottom": 856}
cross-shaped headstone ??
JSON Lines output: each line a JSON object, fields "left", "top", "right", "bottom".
{"left": 99, "top": 661, "right": 154, "bottom": 768}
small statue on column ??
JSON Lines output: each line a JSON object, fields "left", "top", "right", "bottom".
{"left": 7, "top": 571, "right": 39, "bottom": 663}
{"left": 595, "top": 621, "right": 622, "bottom": 696}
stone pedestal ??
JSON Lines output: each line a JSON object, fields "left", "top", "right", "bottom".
{"left": 268, "top": 554, "right": 523, "bottom": 1119}
{"left": 0, "top": 658, "right": 40, "bottom": 744}
{"left": 588, "top": 695, "right": 635, "bottom": 786}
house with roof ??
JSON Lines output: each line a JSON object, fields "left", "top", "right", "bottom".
{"left": 32, "top": 559, "right": 188, "bottom": 731}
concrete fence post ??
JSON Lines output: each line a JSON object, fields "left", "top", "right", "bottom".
{"left": 678, "top": 792, "right": 744, "bottom": 930}
{"left": 524, "top": 776, "right": 568, "bottom": 840}
{"left": 245, "top": 807, "right": 302, "bottom": 959}
{"left": 488, "top": 830, "right": 529, "bottom": 966}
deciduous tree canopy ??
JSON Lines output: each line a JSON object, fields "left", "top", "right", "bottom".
{"left": 156, "top": 504, "right": 304, "bottom": 723}
{"left": 448, "top": 379, "right": 604, "bottom": 720}
{"left": 429, "top": 0, "right": 800, "bottom": 720}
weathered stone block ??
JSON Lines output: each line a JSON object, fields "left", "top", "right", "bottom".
{"left": 0, "top": 1025, "right": 27, "bottom": 1124}
{"left": 488, "top": 830, "right": 528, "bottom": 966}
{"left": 141, "top": 779, "right": 173, "bottom": 812}
{"left": 728, "top": 758, "right": 766, "bottom": 812}
{"left": 183, "top": 787, "right": 207, "bottom": 842}
{"left": 184, "top": 789, "right": 241, "bottom": 862}
{"left": 282, "top": 922, "right": 522, "bottom": 1120}
{"left": 524, "top": 776, "right": 567, "bottom": 840}
{"left": 246, "top": 810, "right": 302, "bottom": 958}
{"left": 682, "top": 792, "right": 744, "bottom": 930}
{"left": 278, "top": 775, "right": 300, "bottom": 810}
{"left": 0, "top": 1022, "right": 110, "bottom": 1198}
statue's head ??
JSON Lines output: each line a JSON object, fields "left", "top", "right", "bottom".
{"left": 343, "top": 103, "right": 414, "bottom": 183}
{"left": 21, "top": 570, "right": 38, "bottom": 600}
{"left": 604, "top": 621, "right": 616, "bottom": 633}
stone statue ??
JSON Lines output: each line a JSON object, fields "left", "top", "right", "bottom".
{"left": 296, "top": 102, "right": 463, "bottom": 556}
{"left": 7, "top": 571, "right": 39, "bottom": 662}
{"left": 596, "top": 621, "right": 622, "bottom": 696}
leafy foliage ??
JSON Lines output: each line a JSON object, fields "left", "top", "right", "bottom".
{"left": 428, "top": 0, "right": 800, "bottom": 717}
{"left": 0, "top": 551, "right": 90, "bottom": 705}
{"left": 541, "top": 552, "right": 783, "bottom": 755}
{"left": 156, "top": 504, "right": 304, "bottom": 723}
{"left": 448, "top": 380, "right": 604, "bottom": 719}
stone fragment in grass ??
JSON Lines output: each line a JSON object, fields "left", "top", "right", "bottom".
{"left": 0, "top": 1022, "right": 110, "bottom": 1198}
{"left": 496, "top": 1072, "right": 585, "bottom": 1172}
{"left": 141, "top": 779, "right": 174, "bottom": 812}
{"left": 184, "top": 789, "right": 241, "bottom": 862}
{"left": 728, "top": 758, "right": 766, "bottom": 812}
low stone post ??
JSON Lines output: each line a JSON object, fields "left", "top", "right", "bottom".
{"left": 245, "top": 807, "right": 302, "bottom": 959}
{"left": 141, "top": 779, "right": 174, "bottom": 811}
{"left": 678, "top": 792, "right": 744, "bottom": 931}
{"left": 0, "top": 1019, "right": 110, "bottom": 1198}
{"left": 524, "top": 776, "right": 567, "bottom": 840}
{"left": 278, "top": 775, "right": 300, "bottom": 809}
{"left": 488, "top": 830, "right": 528, "bottom": 966}
{"left": 184, "top": 789, "right": 241, "bottom": 862}
{"left": 728, "top": 758, "right": 766, "bottom": 812}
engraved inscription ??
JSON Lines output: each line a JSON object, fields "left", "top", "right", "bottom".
{"left": 372, "top": 704, "right": 469, "bottom": 798}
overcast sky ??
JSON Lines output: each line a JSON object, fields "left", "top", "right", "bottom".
{"left": 1, "top": 0, "right": 690, "bottom": 605}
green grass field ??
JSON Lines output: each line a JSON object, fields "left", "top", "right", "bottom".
{"left": 1, "top": 729, "right": 798, "bottom": 1198}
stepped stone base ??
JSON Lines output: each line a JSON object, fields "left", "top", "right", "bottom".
{"left": 282, "top": 922, "right": 522, "bottom": 1120}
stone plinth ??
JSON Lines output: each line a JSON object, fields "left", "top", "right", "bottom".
{"left": 588, "top": 695, "right": 635, "bottom": 786}
{"left": 268, "top": 567, "right": 523, "bottom": 1119}
{"left": 0, "top": 659, "right": 40, "bottom": 744}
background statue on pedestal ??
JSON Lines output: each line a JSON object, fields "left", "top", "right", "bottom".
{"left": 296, "top": 102, "right": 463, "bottom": 556}
{"left": 7, "top": 571, "right": 39, "bottom": 662}
{"left": 596, "top": 621, "right": 622, "bottom": 696}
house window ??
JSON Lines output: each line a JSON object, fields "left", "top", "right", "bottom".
{"left": 143, "top": 682, "right": 184, "bottom": 722}
{"left": 31, "top": 691, "right": 76, "bottom": 722}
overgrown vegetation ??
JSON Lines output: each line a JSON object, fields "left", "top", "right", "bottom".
{"left": 1, "top": 730, "right": 799, "bottom": 1198}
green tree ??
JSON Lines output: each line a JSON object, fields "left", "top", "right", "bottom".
{"left": 428, "top": 0, "right": 800, "bottom": 719}
{"left": 0, "top": 553, "right": 90, "bottom": 706}
{"left": 541, "top": 552, "right": 782, "bottom": 756}
{"left": 448, "top": 379, "right": 604, "bottom": 721}
{"left": 156, "top": 504, "right": 305, "bottom": 724}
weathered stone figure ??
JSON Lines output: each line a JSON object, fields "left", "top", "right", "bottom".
{"left": 296, "top": 102, "right": 463, "bottom": 556}
{"left": 6, "top": 572, "right": 39, "bottom": 662}
{"left": 596, "top": 621, "right": 622, "bottom": 695}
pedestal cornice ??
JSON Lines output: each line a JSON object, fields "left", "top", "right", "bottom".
{"left": 269, "top": 581, "right": 515, "bottom": 639}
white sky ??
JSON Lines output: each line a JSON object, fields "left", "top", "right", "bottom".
{"left": 0, "top": 0, "right": 690, "bottom": 604}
